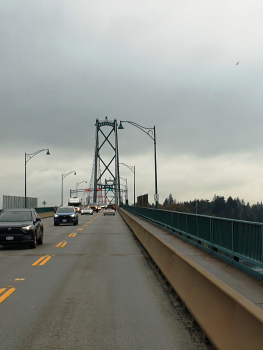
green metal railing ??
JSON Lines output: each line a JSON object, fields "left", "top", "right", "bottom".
{"left": 122, "top": 205, "right": 263, "bottom": 279}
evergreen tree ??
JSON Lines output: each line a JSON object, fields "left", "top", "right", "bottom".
{"left": 168, "top": 193, "right": 173, "bottom": 205}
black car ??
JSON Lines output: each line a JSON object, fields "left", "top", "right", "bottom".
{"left": 54, "top": 206, "right": 78, "bottom": 226}
{"left": 0, "top": 208, "right": 43, "bottom": 249}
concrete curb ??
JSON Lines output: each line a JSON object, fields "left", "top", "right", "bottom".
{"left": 119, "top": 208, "right": 263, "bottom": 350}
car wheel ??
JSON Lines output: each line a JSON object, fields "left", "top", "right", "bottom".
{"left": 37, "top": 232, "right": 43, "bottom": 245}
{"left": 54, "top": 223, "right": 58, "bottom": 226}
{"left": 29, "top": 234, "right": 37, "bottom": 249}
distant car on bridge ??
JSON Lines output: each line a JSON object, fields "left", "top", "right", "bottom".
{"left": 81, "top": 207, "right": 93, "bottom": 215}
{"left": 104, "top": 207, "right": 115, "bottom": 216}
{"left": 87, "top": 203, "right": 99, "bottom": 213}
{"left": 54, "top": 206, "right": 78, "bottom": 226}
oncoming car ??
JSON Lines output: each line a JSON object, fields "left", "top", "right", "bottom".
{"left": 0, "top": 208, "right": 43, "bottom": 249}
{"left": 81, "top": 207, "right": 93, "bottom": 215}
{"left": 88, "top": 203, "right": 99, "bottom": 213}
{"left": 54, "top": 206, "right": 78, "bottom": 226}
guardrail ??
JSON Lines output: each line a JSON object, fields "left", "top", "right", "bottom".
{"left": 122, "top": 205, "right": 263, "bottom": 280}
{"left": 0, "top": 207, "right": 55, "bottom": 216}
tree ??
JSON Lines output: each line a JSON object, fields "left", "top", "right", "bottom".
{"left": 168, "top": 193, "right": 174, "bottom": 205}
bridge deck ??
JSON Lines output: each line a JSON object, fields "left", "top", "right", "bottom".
{"left": 125, "top": 210, "right": 263, "bottom": 310}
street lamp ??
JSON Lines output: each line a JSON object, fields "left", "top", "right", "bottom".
{"left": 76, "top": 181, "right": 87, "bottom": 196}
{"left": 120, "top": 163, "right": 135, "bottom": 206}
{"left": 120, "top": 177, "right": 128, "bottom": 204}
{"left": 61, "top": 171, "right": 76, "bottom": 206}
{"left": 118, "top": 121, "right": 158, "bottom": 209}
{"left": 25, "top": 149, "right": 50, "bottom": 208}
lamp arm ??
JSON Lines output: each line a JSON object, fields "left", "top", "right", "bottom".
{"left": 120, "top": 121, "right": 155, "bottom": 141}
{"left": 25, "top": 149, "right": 49, "bottom": 163}
{"left": 62, "top": 171, "right": 76, "bottom": 180}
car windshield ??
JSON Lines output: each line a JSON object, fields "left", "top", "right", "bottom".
{"left": 0, "top": 211, "right": 32, "bottom": 222}
{"left": 57, "top": 207, "right": 75, "bottom": 213}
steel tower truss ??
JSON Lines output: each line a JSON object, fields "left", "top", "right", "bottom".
{"left": 93, "top": 118, "right": 120, "bottom": 205}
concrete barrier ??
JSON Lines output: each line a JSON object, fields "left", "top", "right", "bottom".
{"left": 39, "top": 212, "right": 54, "bottom": 219}
{"left": 119, "top": 208, "right": 263, "bottom": 350}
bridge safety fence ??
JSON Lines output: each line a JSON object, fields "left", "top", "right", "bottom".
{"left": 121, "top": 205, "right": 263, "bottom": 280}
{"left": 0, "top": 207, "right": 55, "bottom": 214}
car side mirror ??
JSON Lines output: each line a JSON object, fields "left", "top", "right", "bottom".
{"left": 36, "top": 217, "right": 41, "bottom": 222}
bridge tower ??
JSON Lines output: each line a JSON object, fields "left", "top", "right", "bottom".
{"left": 93, "top": 117, "right": 121, "bottom": 205}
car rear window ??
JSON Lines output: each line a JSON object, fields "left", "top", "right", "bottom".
{"left": 0, "top": 211, "right": 32, "bottom": 222}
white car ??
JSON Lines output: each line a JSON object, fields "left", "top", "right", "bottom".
{"left": 81, "top": 207, "right": 93, "bottom": 215}
{"left": 104, "top": 208, "right": 115, "bottom": 216}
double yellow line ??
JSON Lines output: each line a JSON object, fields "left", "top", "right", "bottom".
{"left": 56, "top": 241, "right": 67, "bottom": 248}
{"left": 0, "top": 288, "right": 15, "bottom": 304}
{"left": 32, "top": 255, "right": 52, "bottom": 266}
{"left": 69, "top": 233, "right": 77, "bottom": 237}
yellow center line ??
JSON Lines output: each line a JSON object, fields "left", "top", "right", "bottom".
{"left": 56, "top": 242, "right": 63, "bottom": 248}
{"left": 0, "top": 288, "right": 15, "bottom": 304}
{"left": 77, "top": 228, "right": 83, "bottom": 231}
{"left": 32, "top": 256, "right": 48, "bottom": 266}
{"left": 0, "top": 288, "right": 6, "bottom": 295}
{"left": 72, "top": 233, "right": 77, "bottom": 237}
{"left": 43, "top": 224, "right": 50, "bottom": 227}
{"left": 83, "top": 225, "right": 87, "bottom": 227}
{"left": 39, "top": 256, "right": 51, "bottom": 266}
{"left": 15, "top": 278, "right": 25, "bottom": 281}
{"left": 61, "top": 242, "right": 67, "bottom": 247}
{"left": 68, "top": 233, "right": 73, "bottom": 237}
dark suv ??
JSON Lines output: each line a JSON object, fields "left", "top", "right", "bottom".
{"left": 0, "top": 208, "right": 43, "bottom": 248}
{"left": 54, "top": 206, "right": 78, "bottom": 226}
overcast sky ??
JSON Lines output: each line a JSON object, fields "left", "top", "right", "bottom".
{"left": 1, "top": 0, "right": 263, "bottom": 207}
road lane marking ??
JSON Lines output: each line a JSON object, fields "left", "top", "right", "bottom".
{"left": 43, "top": 225, "right": 50, "bottom": 227}
{"left": 32, "top": 255, "right": 51, "bottom": 266}
{"left": 56, "top": 242, "right": 67, "bottom": 247}
{"left": 77, "top": 228, "right": 83, "bottom": 231}
{"left": 0, "top": 288, "right": 15, "bottom": 304}
{"left": 83, "top": 225, "right": 87, "bottom": 227}
{"left": 69, "top": 233, "right": 76, "bottom": 237}
{"left": 39, "top": 256, "right": 52, "bottom": 265}
{"left": 15, "top": 278, "right": 25, "bottom": 281}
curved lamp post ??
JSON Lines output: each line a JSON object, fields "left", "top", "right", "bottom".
{"left": 76, "top": 180, "right": 87, "bottom": 195}
{"left": 61, "top": 171, "right": 76, "bottom": 206}
{"left": 119, "top": 163, "right": 135, "bottom": 206}
{"left": 76, "top": 180, "right": 87, "bottom": 206}
{"left": 120, "top": 176, "right": 128, "bottom": 204}
{"left": 25, "top": 149, "right": 50, "bottom": 208}
{"left": 118, "top": 121, "right": 158, "bottom": 209}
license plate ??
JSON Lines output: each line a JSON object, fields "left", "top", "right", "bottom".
{"left": 6, "top": 236, "right": 14, "bottom": 241}
{"left": 63, "top": 219, "right": 67, "bottom": 222}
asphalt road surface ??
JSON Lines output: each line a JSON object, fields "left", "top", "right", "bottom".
{"left": 0, "top": 211, "right": 198, "bottom": 350}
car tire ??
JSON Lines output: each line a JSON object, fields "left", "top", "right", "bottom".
{"left": 37, "top": 233, "right": 43, "bottom": 245}
{"left": 54, "top": 223, "right": 58, "bottom": 226}
{"left": 29, "top": 234, "right": 37, "bottom": 249}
